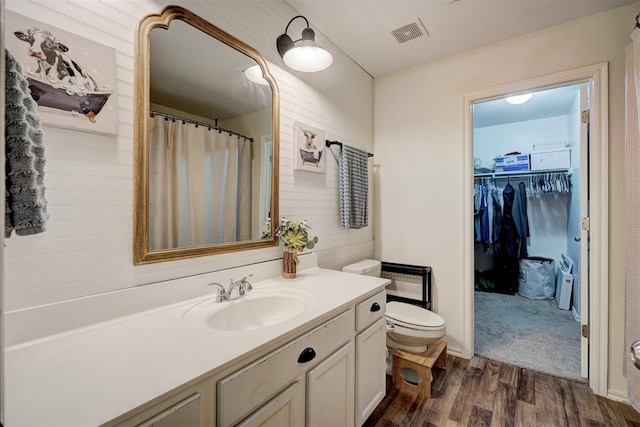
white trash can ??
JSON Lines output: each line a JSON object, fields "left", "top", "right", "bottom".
{"left": 555, "top": 254, "right": 574, "bottom": 310}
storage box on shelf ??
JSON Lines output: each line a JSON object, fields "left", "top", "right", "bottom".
{"left": 530, "top": 148, "right": 571, "bottom": 171}
{"left": 494, "top": 154, "right": 530, "bottom": 173}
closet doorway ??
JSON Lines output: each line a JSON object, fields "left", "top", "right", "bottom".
{"left": 471, "top": 82, "right": 588, "bottom": 381}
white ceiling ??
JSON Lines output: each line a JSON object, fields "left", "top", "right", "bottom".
{"left": 473, "top": 83, "right": 584, "bottom": 128}
{"left": 285, "top": 0, "right": 632, "bottom": 127}
{"left": 286, "top": 0, "right": 636, "bottom": 78}
{"left": 150, "top": 1, "right": 635, "bottom": 126}
{"left": 150, "top": 19, "right": 271, "bottom": 121}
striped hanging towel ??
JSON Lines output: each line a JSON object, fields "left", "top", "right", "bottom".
{"left": 5, "top": 49, "right": 48, "bottom": 238}
{"left": 339, "top": 144, "right": 369, "bottom": 228}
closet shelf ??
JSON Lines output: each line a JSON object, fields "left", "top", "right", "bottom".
{"left": 474, "top": 168, "right": 570, "bottom": 179}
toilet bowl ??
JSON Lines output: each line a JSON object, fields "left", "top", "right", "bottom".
{"left": 342, "top": 259, "right": 446, "bottom": 353}
{"left": 385, "top": 301, "right": 446, "bottom": 352}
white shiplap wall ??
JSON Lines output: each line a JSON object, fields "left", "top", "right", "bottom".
{"left": 4, "top": 0, "right": 374, "bottom": 311}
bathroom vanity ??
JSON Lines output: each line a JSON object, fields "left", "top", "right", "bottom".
{"left": 4, "top": 255, "right": 389, "bottom": 426}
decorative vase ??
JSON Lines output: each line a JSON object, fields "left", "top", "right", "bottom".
{"left": 283, "top": 246, "right": 301, "bottom": 279}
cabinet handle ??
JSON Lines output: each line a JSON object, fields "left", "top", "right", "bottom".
{"left": 370, "top": 302, "right": 381, "bottom": 312}
{"left": 297, "top": 347, "right": 316, "bottom": 364}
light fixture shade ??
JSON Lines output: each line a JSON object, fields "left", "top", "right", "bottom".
{"left": 283, "top": 40, "right": 333, "bottom": 72}
{"left": 244, "top": 64, "right": 269, "bottom": 85}
{"left": 505, "top": 93, "right": 533, "bottom": 105}
{"left": 277, "top": 15, "right": 333, "bottom": 72}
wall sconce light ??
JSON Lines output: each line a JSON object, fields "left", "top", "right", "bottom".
{"left": 276, "top": 15, "right": 333, "bottom": 72}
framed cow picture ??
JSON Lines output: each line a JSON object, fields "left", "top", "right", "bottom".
{"left": 293, "top": 121, "right": 325, "bottom": 173}
{"left": 5, "top": 10, "right": 118, "bottom": 136}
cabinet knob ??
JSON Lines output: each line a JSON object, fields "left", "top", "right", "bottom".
{"left": 370, "top": 302, "right": 381, "bottom": 312}
{"left": 297, "top": 347, "right": 316, "bottom": 364}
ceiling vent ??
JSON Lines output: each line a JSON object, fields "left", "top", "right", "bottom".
{"left": 390, "top": 19, "right": 428, "bottom": 44}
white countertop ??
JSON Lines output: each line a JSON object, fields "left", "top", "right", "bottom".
{"left": 5, "top": 266, "right": 388, "bottom": 426}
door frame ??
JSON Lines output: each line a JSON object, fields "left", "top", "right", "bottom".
{"left": 1, "top": 0, "right": 6, "bottom": 422}
{"left": 462, "top": 63, "right": 609, "bottom": 396}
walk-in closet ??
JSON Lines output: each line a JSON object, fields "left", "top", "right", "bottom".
{"left": 472, "top": 83, "right": 587, "bottom": 380}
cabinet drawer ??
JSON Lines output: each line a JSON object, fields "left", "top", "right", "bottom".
{"left": 356, "top": 291, "right": 386, "bottom": 332}
{"left": 218, "top": 309, "right": 355, "bottom": 426}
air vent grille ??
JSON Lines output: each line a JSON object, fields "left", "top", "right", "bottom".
{"left": 391, "top": 20, "right": 428, "bottom": 44}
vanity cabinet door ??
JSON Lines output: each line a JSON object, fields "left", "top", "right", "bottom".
{"left": 237, "top": 377, "right": 305, "bottom": 427}
{"left": 306, "top": 341, "right": 355, "bottom": 427}
{"left": 355, "top": 318, "right": 386, "bottom": 426}
{"left": 218, "top": 309, "right": 354, "bottom": 426}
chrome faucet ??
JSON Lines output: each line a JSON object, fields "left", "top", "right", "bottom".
{"left": 227, "top": 274, "right": 253, "bottom": 299}
{"left": 206, "top": 282, "right": 227, "bottom": 302}
{"left": 207, "top": 275, "right": 253, "bottom": 302}
{"left": 239, "top": 274, "right": 253, "bottom": 292}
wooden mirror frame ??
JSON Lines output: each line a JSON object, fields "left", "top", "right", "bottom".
{"left": 133, "top": 5, "right": 279, "bottom": 265}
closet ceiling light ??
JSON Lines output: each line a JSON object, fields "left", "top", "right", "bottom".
{"left": 244, "top": 65, "right": 269, "bottom": 85}
{"left": 277, "top": 15, "right": 333, "bottom": 72}
{"left": 505, "top": 93, "right": 534, "bottom": 105}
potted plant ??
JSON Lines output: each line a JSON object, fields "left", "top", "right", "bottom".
{"left": 275, "top": 217, "right": 318, "bottom": 278}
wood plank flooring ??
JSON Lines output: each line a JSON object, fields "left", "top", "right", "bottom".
{"left": 363, "top": 355, "right": 640, "bottom": 427}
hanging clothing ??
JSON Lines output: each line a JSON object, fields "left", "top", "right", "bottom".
{"left": 491, "top": 187, "right": 502, "bottom": 248}
{"left": 475, "top": 171, "right": 571, "bottom": 296}
{"left": 474, "top": 184, "right": 480, "bottom": 241}
{"left": 496, "top": 182, "right": 519, "bottom": 294}
{"left": 486, "top": 184, "right": 494, "bottom": 244}
{"left": 481, "top": 185, "right": 491, "bottom": 243}
{"left": 474, "top": 183, "right": 483, "bottom": 242}
{"left": 474, "top": 182, "right": 491, "bottom": 244}
{"left": 512, "top": 181, "right": 530, "bottom": 258}
{"left": 5, "top": 49, "right": 48, "bottom": 237}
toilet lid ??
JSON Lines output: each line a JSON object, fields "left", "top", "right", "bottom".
{"left": 386, "top": 301, "right": 445, "bottom": 328}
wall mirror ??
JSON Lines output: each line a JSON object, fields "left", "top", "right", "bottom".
{"left": 134, "top": 6, "right": 280, "bottom": 265}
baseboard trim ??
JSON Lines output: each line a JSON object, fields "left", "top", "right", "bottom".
{"left": 607, "top": 389, "right": 629, "bottom": 403}
{"left": 446, "top": 346, "right": 464, "bottom": 359}
{"left": 572, "top": 306, "right": 581, "bottom": 322}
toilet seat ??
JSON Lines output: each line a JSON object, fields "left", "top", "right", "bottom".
{"left": 385, "top": 301, "right": 446, "bottom": 331}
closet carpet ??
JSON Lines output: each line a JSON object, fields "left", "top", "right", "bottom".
{"left": 474, "top": 291, "right": 582, "bottom": 381}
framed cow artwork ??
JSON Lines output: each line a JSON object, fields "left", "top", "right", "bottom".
{"left": 293, "top": 121, "right": 325, "bottom": 173}
{"left": 5, "top": 10, "right": 118, "bottom": 136}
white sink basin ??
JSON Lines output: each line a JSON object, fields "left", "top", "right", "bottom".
{"left": 184, "top": 288, "right": 315, "bottom": 332}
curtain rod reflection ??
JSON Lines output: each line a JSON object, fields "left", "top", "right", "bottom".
{"left": 150, "top": 111, "right": 254, "bottom": 142}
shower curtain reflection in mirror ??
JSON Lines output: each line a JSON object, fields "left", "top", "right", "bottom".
{"left": 148, "top": 115, "right": 252, "bottom": 250}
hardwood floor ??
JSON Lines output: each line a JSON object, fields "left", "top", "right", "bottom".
{"left": 363, "top": 355, "right": 640, "bottom": 427}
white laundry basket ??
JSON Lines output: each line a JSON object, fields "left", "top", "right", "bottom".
{"left": 518, "top": 257, "right": 556, "bottom": 300}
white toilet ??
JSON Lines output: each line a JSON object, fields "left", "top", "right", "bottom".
{"left": 343, "top": 259, "right": 446, "bottom": 353}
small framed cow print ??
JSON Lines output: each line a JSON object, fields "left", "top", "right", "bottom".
{"left": 5, "top": 10, "right": 118, "bottom": 136}
{"left": 293, "top": 121, "right": 325, "bottom": 173}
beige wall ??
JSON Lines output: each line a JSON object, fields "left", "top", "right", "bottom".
{"left": 374, "top": 3, "right": 637, "bottom": 397}
{"left": 3, "top": 0, "right": 374, "bottom": 310}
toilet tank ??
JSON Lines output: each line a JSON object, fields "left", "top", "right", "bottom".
{"left": 342, "top": 259, "right": 381, "bottom": 277}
